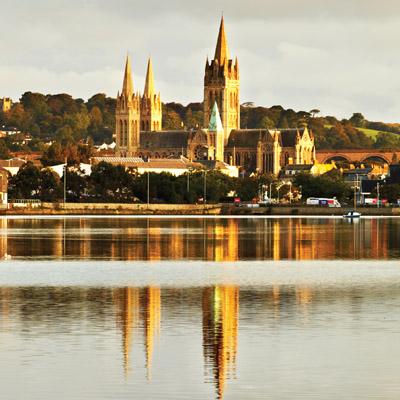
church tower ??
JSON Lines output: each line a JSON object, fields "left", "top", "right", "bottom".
{"left": 140, "top": 58, "right": 162, "bottom": 131}
{"left": 207, "top": 102, "right": 225, "bottom": 162}
{"left": 115, "top": 55, "right": 141, "bottom": 156}
{"left": 204, "top": 16, "right": 240, "bottom": 142}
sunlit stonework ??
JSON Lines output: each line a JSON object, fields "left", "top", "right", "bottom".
{"left": 115, "top": 17, "right": 316, "bottom": 175}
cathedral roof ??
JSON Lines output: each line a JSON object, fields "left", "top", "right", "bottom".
{"left": 226, "top": 129, "right": 268, "bottom": 148}
{"left": 208, "top": 102, "right": 223, "bottom": 132}
{"left": 140, "top": 131, "right": 189, "bottom": 149}
{"left": 279, "top": 129, "right": 304, "bottom": 147}
{"left": 214, "top": 16, "right": 230, "bottom": 64}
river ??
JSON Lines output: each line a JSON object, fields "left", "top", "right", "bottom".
{"left": 0, "top": 216, "right": 399, "bottom": 399}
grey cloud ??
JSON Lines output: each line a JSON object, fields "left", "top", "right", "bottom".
{"left": 1, "top": 0, "right": 400, "bottom": 121}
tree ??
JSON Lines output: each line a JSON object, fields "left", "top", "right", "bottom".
{"left": 374, "top": 184, "right": 400, "bottom": 203}
{"left": 63, "top": 169, "right": 88, "bottom": 201}
{"left": 260, "top": 116, "right": 275, "bottom": 129}
{"left": 310, "top": 109, "right": 320, "bottom": 118}
{"left": 293, "top": 172, "right": 351, "bottom": 202}
{"left": 9, "top": 162, "right": 41, "bottom": 199}
{"left": 0, "top": 140, "right": 10, "bottom": 159}
{"left": 89, "top": 162, "right": 134, "bottom": 202}
{"left": 163, "top": 108, "right": 182, "bottom": 130}
{"left": 38, "top": 168, "right": 61, "bottom": 201}
{"left": 349, "top": 112, "right": 366, "bottom": 128}
{"left": 374, "top": 133, "right": 400, "bottom": 150}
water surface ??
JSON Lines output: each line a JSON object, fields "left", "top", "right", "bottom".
{"left": 0, "top": 216, "right": 400, "bottom": 399}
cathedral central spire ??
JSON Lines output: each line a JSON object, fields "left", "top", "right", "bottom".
{"left": 144, "top": 57, "right": 155, "bottom": 97}
{"left": 204, "top": 16, "right": 240, "bottom": 141}
{"left": 214, "top": 16, "right": 230, "bottom": 64}
{"left": 122, "top": 55, "right": 133, "bottom": 97}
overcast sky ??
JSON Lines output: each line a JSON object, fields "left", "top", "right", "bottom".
{"left": 2, "top": 0, "right": 400, "bottom": 121}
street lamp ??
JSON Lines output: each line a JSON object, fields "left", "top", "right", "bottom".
{"left": 147, "top": 171, "right": 150, "bottom": 206}
{"left": 377, "top": 181, "right": 380, "bottom": 209}
{"left": 63, "top": 158, "right": 67, "bottom": 205}
{"left": 203, "top": 170, "right": 207, "bottom": 205}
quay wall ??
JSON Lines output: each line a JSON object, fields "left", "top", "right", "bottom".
{"left": 2, "top": 202, "right": 400, "bottom": 216}
{"left": 4, "top": 203, "right": 222, "bottom": 215}
{"left": 226, "top": 205, "right": 400, "bottom": 216}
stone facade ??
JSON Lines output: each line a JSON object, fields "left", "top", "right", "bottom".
{"left": 115, "top": 56, "right": 141, "bottom": 156}
{"left": 0, "top": 98, "right": 12, "bottom": 113}
{"left": 114, "top": 17, "right": 316, "bottom": 176}
{"left": 203, "top": 16, "right": 240, "bottom": 142}
{"left": 140, "top": 58, "right": 162, "bottom": 131}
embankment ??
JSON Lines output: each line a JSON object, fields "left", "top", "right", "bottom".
{"left": 3, "top": 203, "right": 222, "bottom": 215}
{"left": 1, "top": 203, "right": 400, "bottom": 216}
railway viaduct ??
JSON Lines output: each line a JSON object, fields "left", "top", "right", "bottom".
{"left": 316, "top": 149, "right": 400, "bottom": 164}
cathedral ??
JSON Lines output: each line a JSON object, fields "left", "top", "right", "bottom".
{"left": 114, "top": 17, "right": 316, "bottom": 176}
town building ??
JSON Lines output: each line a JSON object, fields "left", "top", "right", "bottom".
{"left": 113, "top": 17, "right": 316, "bottom": 176}
{"left": 0, "top": 98, "right": 12, "bottom": 113}
{"left": 0, "top": 168, "right": 8, "bottom": 205}
{"left": 91, "top": 156, "right": 239, "bottom": 177}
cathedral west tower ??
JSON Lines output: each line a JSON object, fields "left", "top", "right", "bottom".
{"left": 116, "top": 55, "right": 141, "bottom": 156}
{"left": 140, "top": 58, "right": 162, "bottom": 131}
{"left": 204, "top": 16, "right": 240, "bottom": 142}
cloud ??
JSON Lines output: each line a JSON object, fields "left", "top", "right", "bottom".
{"left": 1, "top": 0, "right": 400, "bottom": 121}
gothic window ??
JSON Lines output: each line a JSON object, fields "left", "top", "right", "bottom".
{"left": 123, "top": 120, "right": 128, "bottom": 146}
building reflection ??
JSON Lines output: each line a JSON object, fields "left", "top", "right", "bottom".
{"left": 0, "top": 217, "right": 395, "bottom": 260}
{"left": 142, "top": 287, "right": 161, "bottom": 379}
{"left": 202, "top": 286, "right": 239, "bottom": 399}
{"left": 113, "top": 286, "right": 161, "bottom": 379}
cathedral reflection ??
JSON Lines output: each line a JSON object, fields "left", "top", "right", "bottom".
{"left": 0, "top": 216, "right": 396, "bottom": 260}
{"left": 113, "top": 286, "right": 161, "bottom": 379}
{"left": 202, "top": 286, "right": 239, "bottom": 399}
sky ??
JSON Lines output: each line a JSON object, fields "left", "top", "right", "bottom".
{"left": 2, "top": 0, "right": 400, "bottom": 121}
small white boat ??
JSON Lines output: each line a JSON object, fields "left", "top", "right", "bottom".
{"left": 343, "top": 210, "right": 361, "bottom": 218}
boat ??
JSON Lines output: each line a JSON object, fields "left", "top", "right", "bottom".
{"left": 343, "top": 210, "right": 361, "bottom": 218}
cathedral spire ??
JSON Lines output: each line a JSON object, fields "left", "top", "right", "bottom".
{"left": 214, "top": 16, "right": 230, "bottom": 64}
{"left": 122, "top": 55, "right": 133, "bottom": 97}
{"left": 209, "top": 102, "right": 223, "bottom": 132}
{"left": 144, "top": 57, "right": 155, "bottom": 97}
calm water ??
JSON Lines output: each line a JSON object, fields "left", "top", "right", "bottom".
{"left": 1, "top": 216, "right": 400, "bottom": 399}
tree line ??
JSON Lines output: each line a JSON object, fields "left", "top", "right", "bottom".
{"left": 9, "top": 161, "right": 377, "bottom": 204}
{"left": 2, "top": 92, "right": 400, "bottom": 154}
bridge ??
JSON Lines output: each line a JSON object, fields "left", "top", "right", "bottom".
{"left": 316, "top": 149, "right": 400, "bottom": 165}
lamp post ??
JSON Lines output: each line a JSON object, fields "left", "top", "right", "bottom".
{"left": 289, "top": 181, "right": 292, "bottom": 204}
{"left": 269, "top": 182, "right": 273, "bottom": 202}
{"left": 377, "top": 182, "right": 380, "bottom": 209}
{"left": 186, "top": 167, "right": 193, "bottom": 193}
{"left": 63, "top": 158, "right": 67, "bottom": 205}
{"left": 203, "top": 170, "right": 207, "bottom": 205}
{"left": 147, "top": 171, "right": 150, "bottom": 206}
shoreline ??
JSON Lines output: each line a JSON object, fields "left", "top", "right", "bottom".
{"left": 1, "top": 203, "right": 399, "bottom": 216}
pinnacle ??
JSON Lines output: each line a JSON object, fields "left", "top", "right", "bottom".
{"left": 144, "top": 57, "right": 155, "bottom": 97}
{"left": 122, "top": 55, "right": 133, "bottom": 97}
{"left": 214, "top": 15, "right": 230, "bottom": 64}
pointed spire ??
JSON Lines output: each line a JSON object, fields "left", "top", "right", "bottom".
{"left": 208, "top": 102, "right": 224, "bottom": 132}
{"left": 214, "top": 16, "right": 230, "bottom": 64}
{"left": 144, "top": 57, "right": 155, "bottom": 97}
{"left": 122, "top": 55, "right": 133, "bottom": 97}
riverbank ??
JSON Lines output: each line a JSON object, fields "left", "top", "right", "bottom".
{"left": 1, "top": 202, "right": 400, "bottom": 216}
